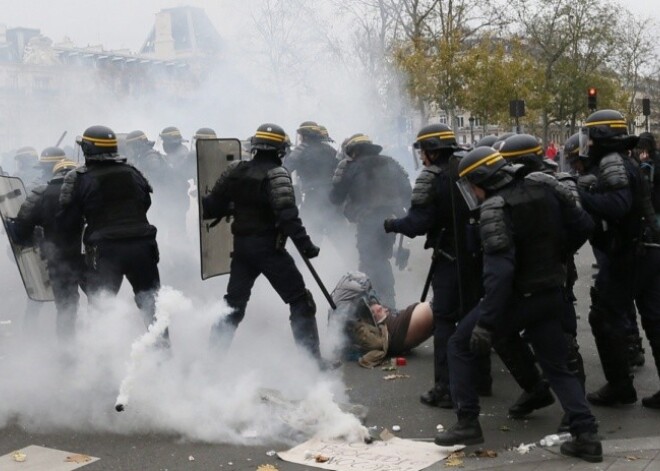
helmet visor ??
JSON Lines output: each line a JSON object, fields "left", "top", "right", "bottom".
{"left": 456, "top": 177, "right": 481, "bottom": 211}
{"left": 579, "top": 126, "right": 590, "bottom": 158}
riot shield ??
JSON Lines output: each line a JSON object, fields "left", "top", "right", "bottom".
{"left": 0, "top": 176, "right": 54, "bottom": 301}
{"left": 196, "top": 138, "right": 241, "bottom": 279}
{"left": 448, "top": 154, "right": 483, "bottom": 317}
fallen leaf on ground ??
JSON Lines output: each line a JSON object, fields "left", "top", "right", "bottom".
{"left": 626, "top": 455, "right": 640, "bottom": 461}
{"left": 12, "top": 451, "right": 26, "bottom": 462}
{"left": 256, "top": 465, "right": 279, "bottom": 471}
{"left": 65, "top": 454, "right": 92, "bottom": 464}
{"left": 315, "top": 454, "right": 330, "bottom": 463}
{"left": 474, "top": 449, "right": 498, "bottom": 458}
{"left": 499, "top": 425, "right": 510, "bottom": 432}
{"left": 383, "top": 374, "right": 410, "bottom": 380}
{"left": 445, "top": 455, "right": 464, "bottom": 467}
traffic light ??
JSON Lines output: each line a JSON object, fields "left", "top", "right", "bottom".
{"left": 587, "top": 87, "right": 598, "bottom": 111}
{"left": 642, "top": 98, "right": 651, "bottom": 116}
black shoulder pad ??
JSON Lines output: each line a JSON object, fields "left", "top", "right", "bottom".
{"left": 411, "top": 166, "right": 441, "bottom": 206}
{"left": 59, "top": 168, "right": 81, "bottom": 207}
{"left": 599, "top": 153, "right": 629, "bottom": 190}
{"left": 267, "top": 166, "right": 296, "bottom": 211}
{"left": 525, "top": 171, "right": 576, "bottom": 207}
{"left": 332, "top": 158, "right": 352, "bottom": 185}
{"left": 479, "top": 196, "right": 511, "bottom": 254}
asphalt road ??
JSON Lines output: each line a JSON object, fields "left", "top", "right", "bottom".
{"left": 1, "top": 242, "right": 659, "bottom": 471}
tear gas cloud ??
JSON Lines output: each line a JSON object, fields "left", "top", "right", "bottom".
{"left": 0, "top": 0, "right": 423, "bottom": 444}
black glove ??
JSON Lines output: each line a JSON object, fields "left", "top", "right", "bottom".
{"left": 383, "top": 217, "right": 397, "bottom": 233}
{"left": 469, "top": 324, "right": 492, "bottom": 356}
{"left": 301, "top": 241, "right": 320, "bottom": 259}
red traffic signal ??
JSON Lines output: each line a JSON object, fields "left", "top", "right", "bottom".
{"left": 587, "top": 87, "right": 598, "bottom": 110}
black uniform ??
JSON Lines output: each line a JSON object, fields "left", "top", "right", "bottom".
{"left": 12, "top": 171, "right": 83, "bottom": 340}
{"left": 284, "top": 140, "right": 341, "bottom": 234}
{"left": 202, "top": 150, "right": 322, "bottom": 359}
{"left": 57, "top": 155, "right": 160, "bottom": 328}
{"left": 386, "top": 161, "right": 459, "bottom": 403}
{"left": 330, "top": 150, "right": 411, "bottom": 307}
{"left": 439, "top": 171, "right": 598, "bottom": 448}
{"left": 580, "top": 152, "right": 660, "bottom": 406}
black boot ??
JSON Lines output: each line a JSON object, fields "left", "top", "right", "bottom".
{"left": 642, "top": 390, "right": 660, "bottom": 409}
{"left": 627, "top": 334, "right": 646, "bottom": 369}
{"left": 586, "top": 382, "right": 637, "bottom": 406}
{"left": 560, "top": 432, "right": 603, "bottom": 463}
{"left": 420, "top": 386, "right": 453, "bottom": 409}
{"left": 435, "top": 415, "right": 484, "bottom": 446}
{"left": 508, "top": 381, "right": 555, "bottom": 419}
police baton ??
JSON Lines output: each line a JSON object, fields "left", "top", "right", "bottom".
{"left": 296, "top": 248, "right": 337, "bottom": 310}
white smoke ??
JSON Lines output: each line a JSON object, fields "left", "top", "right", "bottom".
{"left": 0, "top": 0, "right": 426, "bottom": 446}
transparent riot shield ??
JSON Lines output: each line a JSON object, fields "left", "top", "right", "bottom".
{"left": 448, "top": 154, "right": 483, "bottom": 317}
{"left": 0, "top": 176, "right": 54, "bottom": 301}
{"left": 196, "top": 138, "right": 241, "bottom": 279}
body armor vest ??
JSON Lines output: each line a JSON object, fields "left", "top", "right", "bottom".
{"left": 344, "top": 154, "right": 406, "bottom": 220}
{"left": 229, "top": 161, "right": 278, "bottom": 236}
{"left": 292, "top": 142, "right": 337, "bottom": 192}
{"left": 84, "top": 164, "right": 151, "bottom": 240}
{"left": 500, "top": 181, "right": 566, "bottom": 294}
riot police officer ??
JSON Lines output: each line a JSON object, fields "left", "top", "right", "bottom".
{"left": 125, "top": 130, "right": 170, "bottom": 186}
{"left": 159, "top": 126, "right": 189, "bottom": 169}
{"left": 35, "top": 147, "right": 66, "bottom": 186}
{"left": 330, "top": 134, "right": 411, "bottom": 307}
{"left": 577, "top": 110, "right": 660, "bottom": 409}
{"left": 11, "top": 159, "right": 82, "bottom": 341}
{"left": 284, "top": 121, "right": 341, "bottom": 239}
{"left": 382, "top": 123, "right": 460, "bottom": 408}
{"left": 202, "top": 123, "right": 324, "bottom": 363}
{"left": 498, "top": 134, "right": 588, "bottom": 427}
{"left": 436, "top": 146, "right": 601, "bottom": 463}
{"left": 57, "top": 125, "right": 163, "bottom": 334}
{"left": 12, "top": 146, "right": 41, "bottom": 191}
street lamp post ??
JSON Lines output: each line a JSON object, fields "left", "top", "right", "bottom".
{"left": 468, "top": 116, "right": 475, "bottom": 145}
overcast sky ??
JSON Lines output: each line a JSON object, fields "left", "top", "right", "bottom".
{"left": 1, "top": 0, "right": 657, "bottom": 53}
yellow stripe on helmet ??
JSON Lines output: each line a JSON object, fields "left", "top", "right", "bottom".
{"left": 459, "top": 152, "right": 504, "bottom": 178}
{"left": 255, "top": 131, "right": 286, "bottom": 142}
{"left": 585, "top": 120, "right": 627, "bottom": 128}
{"left": 500, "top": 145, "right": 543, "bottom": 158}
{"left": 53, "top": 159, "right": 77, "bottom": 174}
{"left": 82, "top": 136, "right": 118, "bottom": 147}
{"left": 347, "top": 135, "right": 372, "bottom": 146}
{"left": 125, "top": 134, "right": 147, "bottom": 143}
{"left": 416, "top": 131, "right": 456, "bottom": 142}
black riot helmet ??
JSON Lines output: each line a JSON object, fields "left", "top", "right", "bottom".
{"left": 456, "top": 146, "right": 511, "bottom": 210}
{"left": 498, "top": 134, "right": 544, "bottom": 172}
{"left": 579, "top": 109, "right": 637, "bottom": 160}
{"left": 159, "top": 126, "right": 185, "bottom": 144}
{"left": 194, "top": 127, "right": 217, "bottom": 140}
{"left": 77, "top": 125, "right": 119, "bottom": 157}
{"left": 343, "top": 133, "right": 383, "bottom": 158}
{"left": 492, "top": 132, "right": 515, "bottom": 151}
{"left": 126, "top": 130, "right": 153, "bottom": 147}
{"left": 297, "top": 121, "right": 322, "bottom": 136}
{"left": 52, "top": 159, "right": 78, "bottom": 176}
{"left": 39, "top": 146, "right": 66, "bottom": 165}
{"left": 318, "top": 124, "right": 334, "bottom": 143}
{"left": 413, "top": 123, "right": 458, "bottom": 152}
{"left": 475, "top": 135, "right": 498, "bottom": 148}
{"left": 14, "top": 146, "right": 38, "bottom": 162}
{"left": 251, "top": 123, "right": 288, "bottom": 157}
